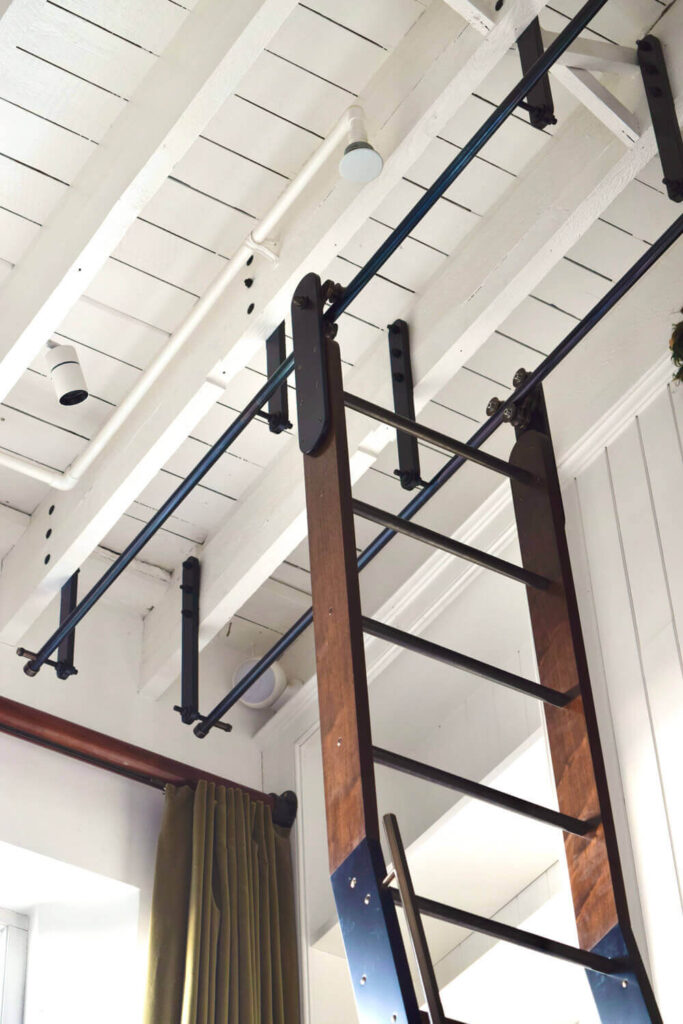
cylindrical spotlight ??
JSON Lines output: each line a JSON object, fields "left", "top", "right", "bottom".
{"left": 46, "top": 344, "right": 89, "bottom": 406}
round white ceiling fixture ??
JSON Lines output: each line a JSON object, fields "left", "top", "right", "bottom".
{"left": 45, "top": 343, "right": 89, "bottom": 406}
{"left": 236, "top": 657, "right": 288, "bottom": 710}
{"left": 339, "top": 141, "right": 384, "bottom": 184}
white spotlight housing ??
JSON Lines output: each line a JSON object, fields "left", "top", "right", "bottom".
{"left": 45, "top": 344, "right": 88, "bottom": 406}
{"left": 236, "top": 657, "right": 287, "bottom": 710}
{"left": 339, "top": 106, "right": 383, "bottom": 183}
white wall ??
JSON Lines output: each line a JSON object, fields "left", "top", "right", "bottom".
{"left": 565, "top": 378, "right": 683, "bottom": 1020}
{"left": 0, "top": 732, "right": 162, "bottom": 1020}
{"left": 0, "top": 596, "right": 264, "bottom": 789}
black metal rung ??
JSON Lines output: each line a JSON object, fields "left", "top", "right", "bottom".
{"left": 373, "top": 747, "right": 596, "bottom": 836}
{"left": 343, "top": 392, "right": 536, "bottom": 484}
{"left": 353, "top": 499, "right": 549, "bottom": 589}
{"left": 389, "top": 889, "right": 626, "bottom": 977}
{"left": 362, "top": 617, "right": 573, "bottom": 708}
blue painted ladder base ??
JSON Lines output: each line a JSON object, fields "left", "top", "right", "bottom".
{"left": 331, "top": 839, "right": 422, "bottom": 1024}
{"left": 587, "top": 925, "right": 659, "bottom": 1023}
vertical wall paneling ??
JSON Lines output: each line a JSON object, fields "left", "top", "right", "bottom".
{"left": 568, "top": 382, "right": 683, "bottom": 1019}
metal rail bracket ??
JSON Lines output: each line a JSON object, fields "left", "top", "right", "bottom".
{"left": 264, "top": 322, "right": 292, "bottom": 433}
{"left": 637, "top": 35, "right": 683, "bottom": 203}
{"left": 17, "top": 571, "right": 80, "bottom": 679}
{"left": 387, "top": 320, "right": 423, "bottom": 490}
{"left": 518, "top": 18, "right": 557, "bottom": 130}
{"left": 173, "top": 557, "right": 232, "bottom": 733}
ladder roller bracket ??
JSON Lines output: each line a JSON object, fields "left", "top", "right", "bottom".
{"left": 291, "top": 273, "right": 330, "bottom": 455}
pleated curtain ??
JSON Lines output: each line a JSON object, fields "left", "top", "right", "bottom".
{"left": 144, "top": 781, "right": 300, "bottom": 1024}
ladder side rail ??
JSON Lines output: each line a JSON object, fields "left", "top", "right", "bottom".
{"left": 292, "top": 273, "right": 421, "bottom": 1024}
{"left": 509, "top": 387, "right": 662, "bottom": 1023}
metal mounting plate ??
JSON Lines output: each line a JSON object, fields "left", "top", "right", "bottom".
{"left": 638, "top": 35, "right": 683, "bottom": 202}
{"left": 331, "top": 838, "right": 421, "bottom": 1024}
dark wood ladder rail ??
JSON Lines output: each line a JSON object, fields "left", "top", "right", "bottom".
{"left": 293, "top": 272, "right": 662, "bottom": 1024}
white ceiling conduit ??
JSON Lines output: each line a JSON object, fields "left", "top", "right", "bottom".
{"left": 0, "top": 105, "right": 381, "bottom": 492}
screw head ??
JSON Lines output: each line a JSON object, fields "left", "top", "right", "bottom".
{"left": 486, "top": 396, "right": 502, "bottom": 417}
{"left": 621, "top": 980, "right": 629, "bottom": 989}
{"left": 337, "top": 737, "right": 343, "bottom": 747}
{"left": 292, "top": 294, "right": 310, "bottom": 309}
{"left": 360, "top": 975, "right": 367, "bottom": 986}
{"left": 512, "top": 367, "right": 528, "bottom": 388}
{"left": 364, "top": 893, "right": 371, "bottom": 905}
{"left": 350, "top": 877, "right": 357, "bottom": 889}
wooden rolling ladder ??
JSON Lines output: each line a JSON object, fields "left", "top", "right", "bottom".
{"left": 291, "top": 272, "right": 663, "bottom": 1024}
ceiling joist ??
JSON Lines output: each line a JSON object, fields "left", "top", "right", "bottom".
{"left": 0, "top": 0, "right": 553, "bottom": 644}
{"left": 0, "top": 0, "right": 300, "bottom": 404}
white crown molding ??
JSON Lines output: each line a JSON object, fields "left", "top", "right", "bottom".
{"left": 257, "top": 355, "right": 673, "bottom": 754}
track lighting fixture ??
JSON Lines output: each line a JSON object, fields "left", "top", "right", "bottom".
{"left": 45, "top": 343, "right": 88, "bottom": 406}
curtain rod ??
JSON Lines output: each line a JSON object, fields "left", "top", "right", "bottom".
{"left": 0, "top": 695, "right": 275, "bottom": 807}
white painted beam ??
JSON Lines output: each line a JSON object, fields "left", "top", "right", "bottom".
{"left": 139, "top": 0, "right": 683, "bottom": 699}
{"left": 444, "top": 0, "right": 639, "bottom": 73}
{"left": 552, "top": 65, "right": 640, "bottom": 145}
{"left": 0, "top": 0, "right": 299, "bottom": 402}
{"left": 0, "top": 0, "right": 552, "bottom": 643}
{"left": 444, "top": 0, "right": 642, "bottom": 143}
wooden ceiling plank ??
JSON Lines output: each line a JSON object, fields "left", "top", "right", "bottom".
{"left": 0, "top": 0, "right": 301, "bottom": 405}
{"left": 138, "top": 0, "right": 683, "bottom": 698}
{"left": 0, "top": 0, "right": 551, "bottom": 646}
{"left": 0, "top": 97, "right": 95, "bottom": 184}
{"left": 0, "top": 151, "right": 66, "bottom": 224}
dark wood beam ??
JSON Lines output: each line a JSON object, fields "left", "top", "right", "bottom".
{"left": 510, "top": 427, "right": 621, "bottom": 950}
{"left": 302, "top": 334, "right": 379, "bottom": 873}
{"left": 0, "top": 695, "right": 274, "bottom": 807}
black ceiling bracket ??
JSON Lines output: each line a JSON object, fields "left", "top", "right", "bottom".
{"left": 517, "top": 19, "right": 557, "bottom": 131}
{"left": 387, "top": 320, "right": 423, "bottom": 491}
{"left": 637, "top": 36, "right": 683, "bottom": 203}
{"left": 292, "top": 272, "right": 331, "bottom": 455}
{"left": 18, "top": 571, "right": 80, "bottom": 679}
{"left": 264, "top": 322, "right": 292, "bottom": 434}
{"left": 173, "top": 557, "right": 232, "bottom": 732}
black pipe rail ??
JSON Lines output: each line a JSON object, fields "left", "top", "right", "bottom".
{"left": 20, "top": 0, "right": 679, "bottom": 692}
{"left": 194, "top": 210, "right": 683, "bottom": 735}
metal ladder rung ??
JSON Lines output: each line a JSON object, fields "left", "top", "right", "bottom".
{"left": 361, "top": 617, "right": 574, "bottom": 708}
{"left": 353, "top": 500, "right": 549, "bottom": 590}
{"left": 374, "top": 747, "right": 597, "bottom": 837}
{"left": 343, "top": 392, "right": 536, "bottom": 484}
{"left": 388, "top": 889, "right": 626, "bottom": 978}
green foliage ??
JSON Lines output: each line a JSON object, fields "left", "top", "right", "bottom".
{"left": 671, "top": 313, "right": 683, "bottom": 383}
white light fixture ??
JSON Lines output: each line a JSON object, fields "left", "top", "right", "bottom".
{"left": 339, "top": 108, "right": 383, "bottom": 183}
{"left": 236, "top": 658, "right": 287, "bottom": 710}
{"left": 45, "top": 343, "right": 88, "bottom": 406}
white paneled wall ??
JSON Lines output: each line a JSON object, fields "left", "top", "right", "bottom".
{"left": 565, "top": 380, "right": 683, "bottom": 1020}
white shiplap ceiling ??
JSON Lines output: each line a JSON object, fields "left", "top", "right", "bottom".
{"left": 0, "top": 0, "right": 679, "bottom": 696}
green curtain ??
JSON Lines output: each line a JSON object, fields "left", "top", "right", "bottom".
{"left": 144, "top": 781, "right": 300, "bottom": 1024}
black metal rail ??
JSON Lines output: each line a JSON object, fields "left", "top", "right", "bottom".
{"left": 20, "top": 0, "right": 681, "bottom": 693}
{"left": 194, "top": 210, "right": 683, "bottom": 735}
